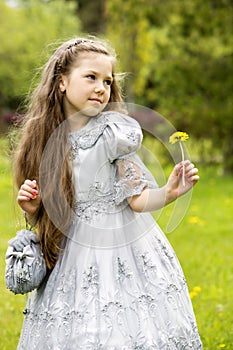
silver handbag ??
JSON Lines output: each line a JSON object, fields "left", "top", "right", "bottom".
{"left": 5, "top": 225, "right": 47, "bottom": 294}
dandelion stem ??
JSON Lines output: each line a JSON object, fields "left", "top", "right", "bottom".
{"left": 179, "top": 141, "right": 185, "bottom": 186}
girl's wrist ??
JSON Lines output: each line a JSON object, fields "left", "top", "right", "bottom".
{"left": 165, "top": 185, "right": 177, "bottom": 205}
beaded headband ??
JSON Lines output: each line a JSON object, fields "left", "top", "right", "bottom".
{"left": 66, "top": 39, "right": 94, "bottom": 50}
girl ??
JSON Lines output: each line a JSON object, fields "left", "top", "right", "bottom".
{"left": 15, "top": 37, "right": 202, "bottom": 349}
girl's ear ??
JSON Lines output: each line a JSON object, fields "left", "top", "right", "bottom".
{"left": 59, "top": 76, "right": 67, "bottom": 92}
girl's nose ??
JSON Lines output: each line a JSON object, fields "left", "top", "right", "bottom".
{"left": 94, "top": 81, "right": 105, "bottom": 93}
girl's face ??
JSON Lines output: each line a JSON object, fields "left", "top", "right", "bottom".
{"left": 60, "top": 52, "right": 113, "bottom": 119}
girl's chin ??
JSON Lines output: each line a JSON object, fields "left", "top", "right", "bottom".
{"left": 67, "top": 107, "right": 104, "bottom": 120}
{"left": 81, "top": 105, "right": 106, "bottom": 117}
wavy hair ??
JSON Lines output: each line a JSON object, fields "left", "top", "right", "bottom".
{"left": 14, "top": 37, "right": 124, "bottom": 269}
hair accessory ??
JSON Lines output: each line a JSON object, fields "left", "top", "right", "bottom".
{"left": 66, "top": 39, "right": 94, "bottom": 50}
{"left": 66, "top": 40, "right": 78, "bottom": 50}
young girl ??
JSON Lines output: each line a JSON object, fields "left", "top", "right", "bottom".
{"left": 15, "top": 37, "right": 202, "bottom": 349}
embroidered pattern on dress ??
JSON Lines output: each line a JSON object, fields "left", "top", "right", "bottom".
{"left": 81, "top": 265, "right": 99, "bottom": 296}
{"left": 72, "top": 157, "right": 151, "bottom": 224}
{"left": 74, "top": 181, "right": 116, "bottom": 223}
{"left": 19, "top": 248, "right": 202, "bottom": 349}
{"left": 117, "top": 257, "right": 132, "bottom": 280}
{"left": 132, "top": 249, "right": 157, "bottom": 275}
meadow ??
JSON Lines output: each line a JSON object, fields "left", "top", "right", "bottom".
{"left": 0, "top": 135, "right": 232, "bottom": 349}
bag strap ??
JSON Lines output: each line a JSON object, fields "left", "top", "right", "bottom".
{"left": 22, "top": 211, "right": 36, "bottom": 231}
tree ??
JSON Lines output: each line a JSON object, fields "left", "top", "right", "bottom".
{"left": 105, "top": 0, "right": 233, "bottom": 173}
{"left": 71, "top": 0, "right": 106, "bottom": 34}
{"left": 0, "top": 0, "right": 80, "bottom": 111}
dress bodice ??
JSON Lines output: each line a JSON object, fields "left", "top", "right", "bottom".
{"left": 68, "top": 112, "right": 157, "bottom": 224}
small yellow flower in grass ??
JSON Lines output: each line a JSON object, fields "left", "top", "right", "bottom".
{"left": 169, "top": 131, "right": 189, "bottom": 186}
{"left": 188, "top": 216, "right": 205, "bottom": 226}
{"left": 189, "top": 291, "right": 197, "bottom": 299}
{"left": 218, "top": 344, "right": 226, "bottom": 348}
{"left": 188, "top": 216, "right": 200, "bottom": 224}
{"left": 189, "top": 286, "right": 201, "bottom": 299}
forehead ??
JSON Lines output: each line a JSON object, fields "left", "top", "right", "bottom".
{"left": 74, "top": 52, "right": 113, "bottom": 74}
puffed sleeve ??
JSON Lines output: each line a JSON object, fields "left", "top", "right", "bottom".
{"left": 103, "top": 112, "right": 143, "bottom": 162}
{"left": 103, "top": 112, "right": 158, "bottom": 205}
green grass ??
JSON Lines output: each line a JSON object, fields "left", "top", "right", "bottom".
{"left": 0, "top": 137, "right": 25, "bottom": 350}
{"left": 0, "top": 136, "right": 233, "bottom": 349}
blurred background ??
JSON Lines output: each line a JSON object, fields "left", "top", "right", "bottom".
{"left": 0, "top": 0, "right": 232, "bottom": 172}
{"left": 0, "top": 0, "right": 232, "bottom": 349}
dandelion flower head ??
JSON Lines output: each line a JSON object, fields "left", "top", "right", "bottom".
{"left": 169, "top": 131, "right": 189, "bottom": 144}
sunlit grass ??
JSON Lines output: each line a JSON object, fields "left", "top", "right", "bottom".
{"left": 0, "top": 136, "right": 232, "bottom": 349}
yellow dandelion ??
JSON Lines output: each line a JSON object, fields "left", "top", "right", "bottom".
{"left": 188, "top": 216, "right": 205, "bottom": 226}
{"left": 169, "top": 131, "right": 189, "bottom": 144}
{"left": 189, "top": 286, "right": 201, "bottom": 299}
{"left": 169, "top": 131, "right": 189, "bottom": 186}
{"left": 188, "top": 216, "right": 200, "bottom": 224}
{"left": 189, "top": 291, "right": 197, "bottom": 299}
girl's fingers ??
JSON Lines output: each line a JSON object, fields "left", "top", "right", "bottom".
{"left": 190, "top": 174, "right": 200, "bottom": 182}
{"left": 177, "top": 161, "right": 200, "bottom": 184}
{"left": 17, "top": 195, "right": 31, "bottom": 201}
{"left": 18, "top": 191, "right": 36, "bottom": 200}
{"left": 20, "top": 185, "right": 36, "bottom": 194}
{"left": 185, "top": 163, "right": 194, "bottom": 172}
{"left": 18, "top": 188, "right": 38, "bottom": 200}
{"left": 21, "top": 180, "right": 37, "bottom": 191}
{"left": 185, "top": 168, "right": 200, "bottom": 185}
{"left": 186, "top": 167, "right": 198, "bottom": 178}
{"left": 180, "top": 161, "right": 198, "bottom": 176}
{"left": 18, "top": 180, "right": 39, "bottom": 201}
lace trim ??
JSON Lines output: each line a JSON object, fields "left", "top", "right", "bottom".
{"left": 69, "top": 116, "right": 107, "bottom": 158}
{"left": 68, "top": 113, "right": 141, "bottom": 158}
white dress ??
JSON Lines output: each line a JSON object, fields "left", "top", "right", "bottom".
{"left": 18, "top": 112, "right": 202, "bottom": 349}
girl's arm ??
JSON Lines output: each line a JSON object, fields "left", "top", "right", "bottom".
{"left": 128, "top": 160, "right": 199, "bottom": 212}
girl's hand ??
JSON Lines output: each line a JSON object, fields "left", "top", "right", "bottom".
{"left": 17, "top": 179, "right": 41, "bottom": 216}
{"left": 166, "top": 160, "right": 199, "bottom": 203}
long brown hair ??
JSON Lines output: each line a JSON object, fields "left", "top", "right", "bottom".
{"left": 14, "top": 37, "right": 124, "bottom": 269}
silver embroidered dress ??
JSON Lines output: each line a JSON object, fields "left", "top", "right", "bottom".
{"left": 18, "top": 112, "right": 202, "bottom": 349}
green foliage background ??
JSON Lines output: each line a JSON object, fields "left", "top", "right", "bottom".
{"left": 0, "top": 0, "right": 232, "bottom": 172}
{"left": 106, "top": 0, "right": 233, "bottom": 173}
{"left": 0, "top": 0, "right": 80, "bottom": 109}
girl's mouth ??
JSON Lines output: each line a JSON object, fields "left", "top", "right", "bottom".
{"left": 89, "top": 98, "right": 102, "bottom": 104}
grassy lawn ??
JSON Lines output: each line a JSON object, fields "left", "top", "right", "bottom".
{"left": 0, "top": 136, "right": 232, "bottom": 349}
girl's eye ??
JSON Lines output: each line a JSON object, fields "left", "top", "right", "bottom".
{"left": 104, "top": 79, "right": 112, "bottom": 86}
{"left": 87, "top": 74, "right": 95, "bottom": 80}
